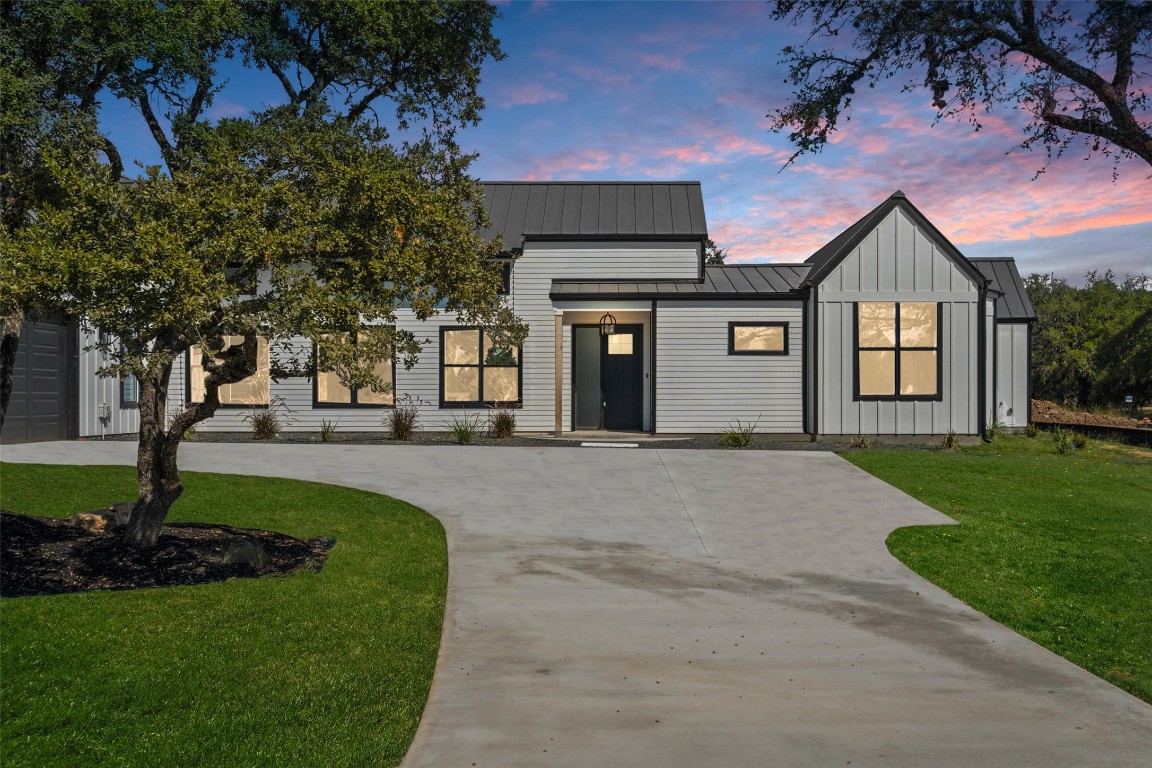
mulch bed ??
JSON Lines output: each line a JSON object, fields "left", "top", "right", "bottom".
{"left": 0, "top": 511, "right": 333, "bottom": 598}
{"left": 1031, "top": 399, "right": 1151, "bottom": 429}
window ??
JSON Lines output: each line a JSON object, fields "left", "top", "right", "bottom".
{"left": 315, "top": 331, "right": 395, "bottom": 407}
{"left": 188, "top": 335, "right": 270, "bottom": 406}
{"left": 607, "top": 333, "right": 633, "bottom": 355}
{"left": 855, "top": 302, "right": 940, "bottom": 400}
{"left": 121, "top": 375, "right": 139, "bottom": 407}
{"left": 497, "top": 261, "right": 512, "bottom": 295}
{"left": 729, "top": 322, "right": 788, "bottom": 355}
{"left": 440, "top": 327, "right": 521, "bottom": 407}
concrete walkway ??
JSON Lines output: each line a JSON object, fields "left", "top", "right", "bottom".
{"left": 4, "top": 441, "right": 1151, "bottom": 766}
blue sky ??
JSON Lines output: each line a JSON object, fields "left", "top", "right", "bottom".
{"left": 101, "top": 0, "right": 1152, "bottom": 281}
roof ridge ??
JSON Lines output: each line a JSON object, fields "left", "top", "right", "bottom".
{"left": 481, "top": 180, "right": 702, "bottom": 186}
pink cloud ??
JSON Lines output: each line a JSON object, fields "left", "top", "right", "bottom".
{"left": 497, "top": 82, "right": 567, "bottom": 107}
{"left": 640, "top": 54, "right": 683, "bottom": 71}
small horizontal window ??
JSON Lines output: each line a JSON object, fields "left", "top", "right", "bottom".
{"left": 729, "top": 322, "right": 788, "bottom": 355}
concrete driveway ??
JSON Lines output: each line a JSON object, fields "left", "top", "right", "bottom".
{"left": 4, "top": 441, "right": 1151, "bottom": 766}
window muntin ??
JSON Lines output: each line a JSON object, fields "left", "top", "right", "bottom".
{"left": 315, "top": 331, "right": 394, "bottom": 407}
{"left": 855, "top": 302, "right": 939, "bottom": 400}
{"left": 440, "top": 327, "right": 521, "bottom": 407}
{"left": 607, "top": 334, "right": 633, "bottom": 355}
{"left": 729, "top": 322, "right": 788, "bottom": 355}
{"left": 188, "top": 335, "right": 270, "bottom": 406}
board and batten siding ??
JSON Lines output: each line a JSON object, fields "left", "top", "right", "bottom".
{"left": 995, "top": 323, "right": 1030, "bottom": 427}
{"left": 655, "top": 301, "right": 803, "bottom": 433}
{"left": 78, "top": 330, "right": 139, "bottom": 438}
{"left": 177, "top": 240, "right": 699, "bottom": 432}
{"left": 817, "top": 207, "right": 981, "bottom": 435}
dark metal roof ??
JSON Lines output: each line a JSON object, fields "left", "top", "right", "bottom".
{"left": 972, "top": 258, "right": 1037, "bottom": 321}
{"left": 480, "top": 182, "right": 708, "bottom": 247}
{"left": 550, "top": 264, "right": 810, "bottom": 300}
{"left": 801, "top": 190, "right": 987, "bottom": 289}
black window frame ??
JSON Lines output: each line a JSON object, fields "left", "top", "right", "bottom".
{"left": 312, "top": 329, "right": 397, "bottom": 409}
{"left": 438, "top": 325, "right": 523, "bottom": 409}
{"left": 120, "top": 374, "right": 139, "bottom": 409}
{"left": 852, "top": 301, "right": 944, "bottom": 402}
{"left": 728, "top": 322, "right": 790, "bottom": 356}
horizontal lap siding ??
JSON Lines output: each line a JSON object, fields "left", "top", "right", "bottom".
{"left": 183, "top": 240, "right": 699, "bottom": 433}
{"left": 818, "top": 208, "right": 980, "bottom": 435}
{"left": 656, "top": 301, "right": 803, "bottom": 433}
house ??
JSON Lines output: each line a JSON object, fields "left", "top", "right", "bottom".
{"left": 0, "top": 183, "right": 1035, "bottom": 443}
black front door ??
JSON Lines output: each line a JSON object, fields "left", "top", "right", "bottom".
{"left": 601, "top": 325, "right": 643, "bottom": 430}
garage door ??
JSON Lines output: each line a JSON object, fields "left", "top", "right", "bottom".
{"left": 1, "top": 320, "right": 77, "bottom": 443}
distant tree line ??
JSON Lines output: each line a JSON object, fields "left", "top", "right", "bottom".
{"left": 1025, "top": 271, "right": 1152, "bottom": 408}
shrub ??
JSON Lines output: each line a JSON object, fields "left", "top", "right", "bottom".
{"left": 386, "top": 394, "right": 420, "bottom": 441}
{"left": 1025, "top": 422, "right": 1039, "bottom": 438}
{"left": 489, "top": 408, "right": 516, "bottom": 439}
{"left": 182, "top": 425, "right": 199, "bottom": 441}
{"left": 987, "top": 411, "right": 1007, "bottom": 441}
{"left": 717, "top": 417, "right": 759, "bottom": 449}
{"left": 319, "top": 419, "right": 338, "bottom": 443}
{"left": 849, "top": 434, "right": 872, "bottom": 449}
{"left": 448, "top": 413, "right": 483, "bottom": 445}
{"left": 242, "top": 396, "right": 292, "bottom": 441}
{"left": 939, "top": 430, "right": 960, "bottom": 451}
{"left": 1052, "top": 426, "right": 1089, "bottom": 454}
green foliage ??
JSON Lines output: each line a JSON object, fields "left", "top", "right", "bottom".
{"left": 386, "top": 394, "right": 420, "bottom": 441}
{"left": 848, "top": 434, "right": 872, "bottom": 449}
{"left": 703, "top": 237, "right": 727, "bottom": 266}
{"left": 1052, "top": 426, "right": 1089, "bottom": 454}
{"left": 717, "top": 417, "right": 759, "bottom": 449}
{"left": 182, "top": 426, "right": 199, "bottom": 442}
{"left": 0, "top": 463, "right": 448, "bottom": 766}
{"left": 1026, "top": 271, "right": 1152, "bottom": 408}
{"left": 488, "top": 408, "right": 516, "bottom": 439}
{"left": 242, "top": 396, "right": 293, "bottom": 441}
{"left": 986, "top": 409, "right": 1006, "bottom": 441}
{"left": 1025, "top": 422, "right": 1040, "bottom": 438}
{"left": 846, "top": 436, "right": 1152, "bottom": 702}
{"left": 319, "top": 418, "right": 339, "bottom": 443}
{"left": 448, "top": 412, "right": 483, "bottom": 445}
{"left": 939, "top": 430, "right": 960, "bottom": 451}
{"left": 769, "top": 1, "right": 1152, "bottom": 172}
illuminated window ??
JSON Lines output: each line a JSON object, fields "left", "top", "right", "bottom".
{"left": 440, "top": 327, "right": 520, "bottom": 407}
{"left": 188, "top": 336, "right": 270, "bottom": 406}
{"left": 607, "top": 333, "right": 633, "bottom": 355}
{"left": 315, "top": 330, "right": 394, "bottom": 407}
{"left": 729, "top": 323, "right": 788, "bottom": 355}
{"left": 855, "top": 302, "right": 939, "bottom": 399}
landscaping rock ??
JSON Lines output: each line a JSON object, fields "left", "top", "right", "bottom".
{"left": 69, "top": 502, "right": 132, "bottom": 535}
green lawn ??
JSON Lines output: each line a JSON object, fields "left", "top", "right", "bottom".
{"left": 845, "top": 435, "right": 1152, "bottom": 703}
{"left": 0, "top": 463, "right": 447, "bottom": 767}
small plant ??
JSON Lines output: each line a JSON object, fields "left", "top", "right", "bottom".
{"left": 939, "top": 430, "right": 960, "bottom": 451}
{"left": 386, "top": 393, "right": 422, "bottom": 441}
{"left": 242, "top": 395, "right": 293, "bottom": 440}
{"left": 987, "top": 407, "right": 1007, "bottom": 441}
{"left": 488, "top": 408, "right": 516, "bottom": 439}
{"left": 1051, "top": 426, "right": 1089, "bottom": 454}
{"left": 182, "top": 425, "right": 199, "bottom": 441}
{"left": 1024, "top": 422, "right": 1039, "bottom": 438}
{"left": 717, "top": 416, "right": 759, "bottom": 449}
{"left": 319, "top": 418, "right": 339, "bottom": 443}
{"left": 448, "top": 412, "right": 484, "bottom": 445}
{"left": 848, "top": 434, "right": 871, "bottom": 449}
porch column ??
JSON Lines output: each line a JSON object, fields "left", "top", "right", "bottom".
{"left": 554, "top": 314, "right": 563, "bottom": 435}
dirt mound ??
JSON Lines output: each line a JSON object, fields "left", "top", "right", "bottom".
{"left": 1031, "top": 400, "right": 1149, "bottom": 428}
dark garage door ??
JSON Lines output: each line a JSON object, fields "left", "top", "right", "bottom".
{"left": 1, "top": 320, "right": 77, "bottom": 443}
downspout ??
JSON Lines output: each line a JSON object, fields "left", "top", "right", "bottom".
{"left": 801, "top": 288, "right": 811, "bottom": 440}
{"left": 1026, "top": 322, "right": 1034, "bottom": 426}
{"left": 977, "top": 281, "right": 990, "bottom": 442}
{"left": 650, "top": 299, "right": 658, "bottom": 434}
{"left": 810, "top": 284, "right": 819, "bottom": 440}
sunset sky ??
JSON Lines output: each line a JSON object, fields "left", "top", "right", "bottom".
{"left": 102, "top": 0, "right": 1152, "bottom": 281}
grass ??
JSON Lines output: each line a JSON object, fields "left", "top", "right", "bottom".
{"left": 844, "top": 435, "right": 1152, "bottom": 703}
{"left": 0, "top": 463, "right": 447, "bottom": 767}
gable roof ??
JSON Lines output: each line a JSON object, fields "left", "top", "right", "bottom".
{"left": 480, "top": 182, "right": 708, "bottom": 248}
{"left": 972, "top": 258, "right": 1037, "bottom": 321}
{"left": 550, "top": 264, "right": 810, "bottom": 300}
{"left": 801, "top": 190, "right": 988, "bottom": 290}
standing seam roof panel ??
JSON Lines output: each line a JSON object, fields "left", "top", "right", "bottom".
{"left": 504, "top": 185, "right": 531, "bottom": 247}
{"left": 523, "top": 185, "right": 549, "bottom": 238}
{"left": 652, "top": 184, "right": 674, "bottom": 234}
{"left": 635, "top": 185, "right": 655, "bottom": 235}
{"left": 598, "top": 185, "right": 619, "bottom": 234}
{"left": 579, "top": 185, "right": 600, "bottom": 235}
{"left": 669, "top": 185, "right": 692, "bottom": 235}
{"left": 618, "top": 186, "right": 637, "bottom": 232}
{"left": 540, "top": 185, "right": 565, "bottom": 234}
{"left": 561, "top": 186, "right": 583, "bottom": 233}
{"left": 688, "top": 185, "right": 707, "bottom": 234}
{"left": 486, "top": 184, "right": 513, "bottom": 242}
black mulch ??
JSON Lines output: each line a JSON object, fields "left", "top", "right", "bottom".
{"left": 0, "top": 511, "right": 334, "bottom": 598}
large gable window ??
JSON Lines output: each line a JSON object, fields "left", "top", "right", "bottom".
{"left": 440, "top": 327, "right": 520, "bottom": 408}
{"left": 855, "top": 302, "right": 940, "bottom": 400}
{"left": 315, "top": 331, "right": 394, "bottom": 407}
{"left": 188, "top": 336, "right": 270, "bottom": 406}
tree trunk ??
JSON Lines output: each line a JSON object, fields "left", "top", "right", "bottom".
{"left": 0, "top": 309, "right": 23, "bottom": 429}
{"left": 124, "top": 361, "right": 184, "bottom": 548}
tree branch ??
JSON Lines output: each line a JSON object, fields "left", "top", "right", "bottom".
{"left": 135, "top": 93, "right": 176, "bottom": 169}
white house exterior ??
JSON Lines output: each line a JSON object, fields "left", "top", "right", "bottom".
{"left": 1, "top": 183, "right": 1035, "bottom": 443}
